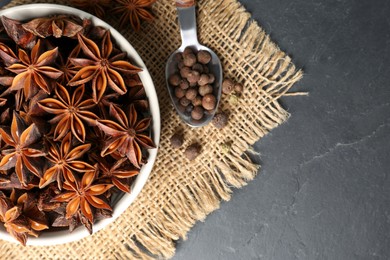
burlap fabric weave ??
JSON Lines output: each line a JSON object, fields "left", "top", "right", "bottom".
{"left": 0, "top": 0, "right": 302, "bottom": 258}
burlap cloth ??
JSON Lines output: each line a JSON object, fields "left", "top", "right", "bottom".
{"left": 0, "top": 0, "right": 302, "bottom": 259}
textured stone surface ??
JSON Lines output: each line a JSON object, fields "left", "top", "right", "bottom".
{"left": 174, "top": 0, "right": 390, "bottom": 259}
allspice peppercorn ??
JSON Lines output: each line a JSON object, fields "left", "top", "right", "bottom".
{"left": 189, "top": 81, "right": 198, "bottom": 87}
{"left": 187, "top": 70, "right": 200, "bottom": 84}
{"left": 222, "top": 78, "right": 234, "bottom": 94}
{"left": 183, "top": 46, "right": 193, "bottom": 56}
{"left": 192, "top": 63, "right": 203, "bottom": 73}
{"left": 180, "top": 66, "right": 191, "bottom": 78}
{"left": 198, "top": 84, "right": 213, "bottom": 96}
{"left": 183, "top": 53, "right": 197, "bottom": 67}
{"left": 197, "top": 50, "right": 212, "bottom": 64}
{"left": 168, "top": 48, "right": 219, "bottom": 122}
{"left": 173, "top": 52, "right": 183, "bottom": 62}
{"left": 191, "top": 106, "right": 204, "bottom": 120}
{"left": 185, "top": 88, "right": 198, "bottom": 100}
{"left": 202, "top": 94, "right": 216, "bottom": 110}
{"left": 179, "top": 97, "right": 191, "bottom": 107}
{"left": 170, "top": 133, "right": 184, "bottom": 148}
{"left": 178, "top": 61, "right": 185, "bottom": 69}
{"left": 198, "top": 74, "right": 210, "bottom": 86}
{"left": 184, "top": 143, "right": 201, "bottom": 160}
{"left": 169, "top": 74, "right": 181, "bottom": 86}
{"left": 212, "top": 111, "right": 229, "bottom": 129}
{"left": 175, "top": 87, "right": 186, "bottom": 99}
{"left": 179, "top": 79, "right": 189, "bottom": 90}
{"left": 192, "top": 96, "right": 203, "bottom": 106}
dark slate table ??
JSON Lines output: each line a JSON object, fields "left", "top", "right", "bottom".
{"left": 174, "top": 0, "right": 390, "bottom": 259}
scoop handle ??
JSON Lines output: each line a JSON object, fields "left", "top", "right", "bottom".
{"left": 176, "top": 0, "right": 199, "bottom": 47}
{"left": 176, "top": 0, "right": 195, "bottom": 8}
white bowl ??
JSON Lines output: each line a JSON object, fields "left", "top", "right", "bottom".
{"left": 0, "top": 4, "right": 160, "bottom": 246}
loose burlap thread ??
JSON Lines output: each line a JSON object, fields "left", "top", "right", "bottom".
{"left": 0, "top": 0, "right": 303, "bottom": 259}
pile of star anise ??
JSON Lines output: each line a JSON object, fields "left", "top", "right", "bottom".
{"left": 0, "top": 14, "right": 155, "bottom": 245}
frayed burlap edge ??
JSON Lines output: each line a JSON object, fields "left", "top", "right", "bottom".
{"left": 0, "top": 0, "right": 303, "bottom": 259}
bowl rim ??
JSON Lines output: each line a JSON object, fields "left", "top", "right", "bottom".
{"left": 0, "top": 3, "right": 160, "bottom": 246}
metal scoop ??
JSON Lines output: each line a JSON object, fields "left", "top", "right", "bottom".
{"left": 165, "top": 0, "right": 222, "bottom": 127}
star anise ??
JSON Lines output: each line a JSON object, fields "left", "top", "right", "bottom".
{"left": 19, "top": 90, "right": 49, "bottom": 133}
{"left": 0, "top": 43, "right": 18, "bottom": 92}
{"left": 6, "top": 39, "right": 63, "bottom": 99}
{"left": 112, "top": 0, "right": 156, "bottom": 31}
{"left": 0, "top": 13, "right": 155, "bottom": 244}
{"left": 22, "top": 15, "right": 84, "bottom": 38}
{"left": 96, "top": 104, "right": 155, "bottom": 168}
{"left": 14, "top": 192, "right": 49, "bottom": 233}
{"left": 70, "top": 0, "right": 111, "bottom": 19}
{"left": 0, "top": 112, "right": 45, "bottom": 186}
{"left": 68, "top": 31, "right": 142, "bottom": 102}
{"left": 39, "top": 132, "right": 94, "bottom": 189}
{"left": 37, "top": 183, "right": 61, "bottom": 212}
{"left": 0, "top": 172, "right": 38, "bottom": 190}
{"left": 52, "top": 169, "right": 113, "bottom": 225}
{"left": 96, "top": 157, "right": 139, "bottom": 193}
{"left": 0, "top": 16, "right": 36, "bottom": 49}
{"left": 0, "top": 99, "right": 11, "bottom": 125}
{"left": 0, "top": 42, "right": 19, "bottom": 67}
{"left": 0, "top": 192, "right": 31, "bottom": 246}
{"left": 39, "top": 83, "right": 98, "bottom": 143}
{"left": 51, "top": 204, "right": 80, "bottom": 232}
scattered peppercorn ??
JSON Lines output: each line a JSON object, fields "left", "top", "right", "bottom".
{"left": 170, "top": 132, "right": 184, "bottom": 148}
{"left": 222, "top": 78, "right": 234, "bottom": 94}
{"left": 184, "top": 143, "right": 201, "bottom": 160}
{"left": 212, "top": 111, "right": 229, "bottom": 129}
